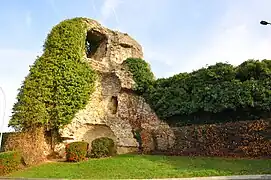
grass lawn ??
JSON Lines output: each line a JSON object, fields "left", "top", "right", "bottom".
{"left": 7, "top": 154, "right": 271, "bottom": 179}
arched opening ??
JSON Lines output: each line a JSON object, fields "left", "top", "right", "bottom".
{"left": 82, "top": 124, "right": 116, "bottom": 151}
{"left": 85, "top": 30, "right": 107, "bottom": 60}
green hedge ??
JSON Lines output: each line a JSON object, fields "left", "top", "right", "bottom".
{"left": 9, "top": 17, "right": 97, "bottom": 131}
{"left": 0, "top": 151, "right": 22, "bottom": 176}
{"left": 91, "top": 137, "right": 116, "bottom": 158}
{"left": 65, "top": 141, "right": 89, "bottom": 162}
{"left": 125, "top": 58, "right": 271, "bottom": 126}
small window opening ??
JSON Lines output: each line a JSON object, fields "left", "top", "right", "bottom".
{"left": 108, "top": 96, "right": 118, "bottom": 114}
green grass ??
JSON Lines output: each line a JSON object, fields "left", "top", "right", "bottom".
{"left": 7, "top": 154, "right": 271, "bottom": 179}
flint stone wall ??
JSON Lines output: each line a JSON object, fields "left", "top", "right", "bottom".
{"left": 56, "top": 19, "right": 175, "bottom": 157}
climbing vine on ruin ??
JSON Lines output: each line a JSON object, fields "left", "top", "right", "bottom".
{"left": 9, "top": 18, "right": 97, "bottom": 131}
{"left": 123, "top": 58, "right": 155, "bottom": 94}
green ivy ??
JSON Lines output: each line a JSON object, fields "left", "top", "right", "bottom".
{"left": 123, "top": 58, "right": 155, "bottom": 94}
{"left": 125, "top": 58, "right": 271, "bottom": 126}
{"left": 9, "top": 18, "right": 97, "bottom": 131}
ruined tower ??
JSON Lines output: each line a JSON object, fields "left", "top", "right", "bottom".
{"left": 54, "top": 19, "right": 175, "bottom": 156}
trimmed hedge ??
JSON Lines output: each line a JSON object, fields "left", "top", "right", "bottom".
{"left": 65, "top": 141, "right": 89, "bottom": 162}
{"left": 91, "top": 137, "right": 116, "bottom": 158}
{"left": 0, "top": 151, "right": 22, "bottom": 176}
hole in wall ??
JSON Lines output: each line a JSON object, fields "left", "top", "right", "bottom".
{"left": 85, "top": 30, "right": 107, "bottom": 60}
{"left": 108, "top": 96, "right": 118, "bottom": 114}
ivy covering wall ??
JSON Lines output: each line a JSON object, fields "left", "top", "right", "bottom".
{"left": 9, "top": 18, "right": 97, "bottom": 131}
{"left": 123, "top": 58, "right": 155, "bottom": 94}
{"left": 124, "top": 58, "right": 271, "bottom": 126}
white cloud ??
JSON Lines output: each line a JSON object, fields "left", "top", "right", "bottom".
{"left": 25, "top": 12, "right": 32, "bottom": 27}
{"left": 186, "top": 3, "right": 271, "bottom": 73}
{"left": 46, "top": 0, "right": 61, "bottom": 18}
{"left": 0, "top": 49, "right": 39, "bottom": 132}
{"left": 143, "top": 1, "right": 271, "bottom": 77}
{"left": 90, "top": 0, "right": 98, "bottom": 17}
{"left": 99, "top": 0, "right": 123, "bottom": 24}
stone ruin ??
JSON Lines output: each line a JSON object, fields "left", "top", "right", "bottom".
{"left": 55, "top": 19, "right": 175, "bottom": 157}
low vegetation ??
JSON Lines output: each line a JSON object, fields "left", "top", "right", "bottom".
{"left": 0, "top": 151, "right": 22, "bottom": 176}
{"left": 90, "top": 137, "right": 116, "bottom": 158}
{"left": 7, "top": 154, "right": 271, "bottom": 179}
{"left": 65, "top": 141, "right": 89, "bottom": 162}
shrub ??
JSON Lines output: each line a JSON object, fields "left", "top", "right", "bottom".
{"left": 0, "top": 151, "right": 22, "bottom": 176}
{"left": 65, "top": 141, "right": 89, "bottom": 162}
{"left": 91, "top": 137, "right": 116, "bottom": 158}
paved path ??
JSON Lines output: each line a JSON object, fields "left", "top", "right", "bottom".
{"left": 1, "top": 175, "right": 271, "bottom": 180}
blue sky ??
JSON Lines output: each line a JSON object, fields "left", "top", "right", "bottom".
{"left": 1, "top": 0, "right": 271, "bottom": 132}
